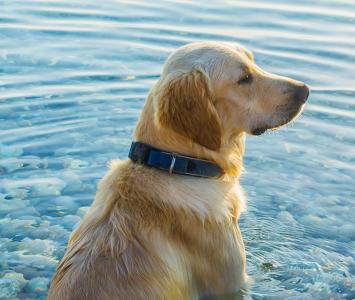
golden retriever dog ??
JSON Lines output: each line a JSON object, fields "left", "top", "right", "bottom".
{"left": 48, "top": 41, "right": 309, "bottom": 299}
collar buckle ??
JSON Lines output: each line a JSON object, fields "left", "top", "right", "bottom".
{"left": 169, "top": 155, "right": 176, "bottom": 175}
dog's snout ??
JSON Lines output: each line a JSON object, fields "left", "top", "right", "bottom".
{"left": 293, "top": 83, "right": 309, "bottom": 104}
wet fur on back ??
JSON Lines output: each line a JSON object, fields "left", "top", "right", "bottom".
{"left": 48, "top": 160, "right": 247, "bottom": 299}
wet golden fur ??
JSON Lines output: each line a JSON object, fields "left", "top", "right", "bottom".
{"left": 48, "top": 41, "right": 308, "bottom": 299}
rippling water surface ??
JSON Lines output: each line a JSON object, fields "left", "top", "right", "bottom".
{"left": 0, "top": 0, "right": 354, "bottom": 299}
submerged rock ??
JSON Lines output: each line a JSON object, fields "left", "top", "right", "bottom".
{"left": 0, "top": 272, "right": 27, "bottom": 299}
{"left": 24, "top": 277, "right": 50, "bottom": 294}
{"left": 18, "top": 238, "right": 57, "bottom": 256}
{"left": 62, "top": 214, "right": 81, "bottom": 230}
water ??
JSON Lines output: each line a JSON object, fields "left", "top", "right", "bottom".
{"left": 0, "top": 0, "right": 354, "bottom": 298}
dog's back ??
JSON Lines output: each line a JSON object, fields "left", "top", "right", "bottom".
{"left": 48, "top": 160, "right": 246, "bottom": 300}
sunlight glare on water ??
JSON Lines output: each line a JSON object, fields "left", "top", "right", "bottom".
{"left": 0, "top": 0, "right": 354, "bottom": 299}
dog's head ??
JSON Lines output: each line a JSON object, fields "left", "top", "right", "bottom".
{"left": 154, "top": 42, "right": 309, "bottom": 151}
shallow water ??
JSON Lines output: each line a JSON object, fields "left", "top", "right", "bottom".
{"left": 0, "top": 0, "right": 354, "bottom": 299}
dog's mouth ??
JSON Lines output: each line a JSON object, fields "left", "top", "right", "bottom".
{"left": 251, "top": 104, "right": 305, "bottom": 136}
{"left": 251, "top": 127, "right": 268, "bottom": 136}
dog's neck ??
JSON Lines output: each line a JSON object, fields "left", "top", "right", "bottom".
{"left": 133, "top": 94, "right": 245, "bottom": 180}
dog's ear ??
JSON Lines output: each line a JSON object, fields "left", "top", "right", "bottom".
{"left": 156, "top": 69, "right": 222, "bottom": 151}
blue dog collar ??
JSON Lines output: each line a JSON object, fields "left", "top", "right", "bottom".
{"left": 128, "top": 141, "right": 224, "bottom": 179}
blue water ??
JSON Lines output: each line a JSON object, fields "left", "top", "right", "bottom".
{"left": 0, "top": 0, "right": 354, "bottom": 299}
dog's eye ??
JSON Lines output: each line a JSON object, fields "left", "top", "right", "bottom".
{"left": 237, "top": 74, "right": 252, "bottom": 85}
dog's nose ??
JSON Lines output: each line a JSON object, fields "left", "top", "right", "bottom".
{"left": 293, "top": 84, "right": 309, "bottom": 104}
